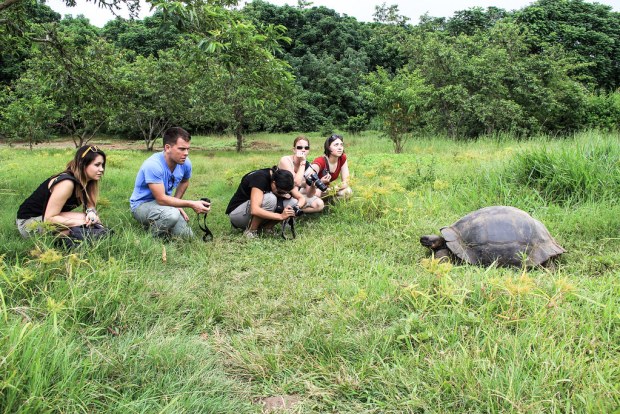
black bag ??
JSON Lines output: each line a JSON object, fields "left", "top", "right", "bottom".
{"left": 58, "top": 223, "right": 111, "bottom": 249}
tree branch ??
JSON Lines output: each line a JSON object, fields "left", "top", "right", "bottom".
{"left": 0, "top": 0, "right": 22, "bottom": 13}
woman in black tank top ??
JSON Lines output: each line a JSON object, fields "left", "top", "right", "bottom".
{"left": 16, "top": 145, "right": 107, "bottom": 238}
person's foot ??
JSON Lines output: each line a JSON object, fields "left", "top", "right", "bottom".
{"left": 261, "top": 227, "right": 277, "bottom": 237}
{"left": 243, "top": 229, "right": 259, "bottom": 239}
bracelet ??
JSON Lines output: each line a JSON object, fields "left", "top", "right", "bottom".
{"left": 86, "top": 207, "right": 97, "bottom": 214}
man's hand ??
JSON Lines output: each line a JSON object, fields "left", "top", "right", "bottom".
{"left": 190, "top": 199, "right": 211, "bottom": 215}
{"left": 178, "top": 208, "right": 189, "bottom": 222}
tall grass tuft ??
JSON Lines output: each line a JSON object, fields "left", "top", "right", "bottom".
{"left": 503, "top": 137, "right": 620, "bottom": 205}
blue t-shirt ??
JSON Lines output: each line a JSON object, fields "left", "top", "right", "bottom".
{"left": 129, "top": 152, "right": 192, "bottom": 212}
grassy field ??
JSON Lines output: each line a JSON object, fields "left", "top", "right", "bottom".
{"left": 1, "top": 131, "right": 619, "bottom": 413}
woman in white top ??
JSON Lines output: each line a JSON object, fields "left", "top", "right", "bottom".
{"left": 278, "top": 136, "right": 325, "bottom": 213}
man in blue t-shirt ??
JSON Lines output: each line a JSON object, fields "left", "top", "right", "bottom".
{"left": 129, "top": 127, "right": 210, "bottom": 238}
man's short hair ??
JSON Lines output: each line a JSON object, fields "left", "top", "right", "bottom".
{"left": 272, "top": 169, "right": 295, "bottom": 191}
{"left": 163, "top": 127, "right": 191, "bottom": 147}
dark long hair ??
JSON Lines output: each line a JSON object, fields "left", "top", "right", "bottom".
{"left": 62, "top": 145, "right": 106, "bottom": 208}
{"left": 323, "top": 134, "right": 344, "bottom": 157}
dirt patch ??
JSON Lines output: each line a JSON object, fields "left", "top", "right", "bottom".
{"left": 257, "top": 395, "right": 302, "bottom": 413}
{"left": 2, "top": 139, "right": 144, "bottom": 151}
{"left": 248, "top": 140, "right": 280, "bottom": 151}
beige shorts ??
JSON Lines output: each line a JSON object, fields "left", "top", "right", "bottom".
{"left": 16, "top": 216, "right": 43, "bottom": 238}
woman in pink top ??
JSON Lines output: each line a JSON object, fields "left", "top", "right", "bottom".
{"left": 310, "top": 134, "right": 352, "bottom": 200}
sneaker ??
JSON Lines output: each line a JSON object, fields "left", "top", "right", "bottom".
{"left": 243, "top": 229, "right": 259, "bottom": 239}
{"left": 262, "top": 227, "right": 277, "bottom": 237}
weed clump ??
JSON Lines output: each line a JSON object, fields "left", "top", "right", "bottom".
{"left": 504, "top": 138, "right": 620, "bottom": 205}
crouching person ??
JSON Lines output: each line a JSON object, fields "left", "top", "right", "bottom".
{"left": 129, "top": 127, "right": 210, "bottom": 239}
{"left": 226, "top": 167, "right": 306, "bottom": 239}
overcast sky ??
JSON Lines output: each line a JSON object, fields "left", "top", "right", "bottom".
{"left": 47, "top": 0, "right": 620, "bottom": 27}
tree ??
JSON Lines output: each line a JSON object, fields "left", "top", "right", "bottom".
{"left": 362, "top": 66, "right": 430, "bottom": 153}
{"left": 0, "top": 81, "right": 60, "bottom": 148}
{"left": 156, "top": 0, "right": 294, "bottom": 151}
{"left": 30, "top": 28, "right": 124, "bottom": 147}
{"left": 373, "top": 3, "right": 410, "bottom": 26}
{"left": 114, "top": 48, "right": 197, "bottom": 150}
{"left": 0, "top": 0, "right": 140, "bottom": 15}
{"left": 403, "top": 22, "right": 589, "bottom": 138}
{"left": 515, "top": 0, "right": 620, "bottom": 90}
{"left": 101, "top": 11, "right": 185, "bottom": 58}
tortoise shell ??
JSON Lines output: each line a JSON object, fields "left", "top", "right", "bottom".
{"left": 440, "top": 206, "right": 566, "bottom": 267}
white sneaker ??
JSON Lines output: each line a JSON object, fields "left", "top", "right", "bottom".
{"left": 243, "top": 229, "right": 259, "bottom": 239}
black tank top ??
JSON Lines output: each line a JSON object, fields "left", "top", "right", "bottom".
{"left": 17, "top": 173, "right": 83, "bottom": 219}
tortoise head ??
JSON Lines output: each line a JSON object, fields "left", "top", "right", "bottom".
{"left": 420, "top": 235, "right": 446, "bottom": 250}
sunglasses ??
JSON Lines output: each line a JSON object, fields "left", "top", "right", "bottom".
{"left": 81, "top": 145, "right": 100, "bottom": 158}
{"left": 296, "top": 146, "right": 310, "bottom": 150}
{"left": 168, "top": 175, "right": 176, "bottom": 192}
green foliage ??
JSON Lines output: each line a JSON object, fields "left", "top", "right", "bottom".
{"left": 113, "top": 48, "right": 198, "bottom": 150}
{"left": 584, "top": 91, "right": 620, "bottom": 132}
{"left": 1, "top": 133, "right": 620, "bottom": 412}
{"left": 344, "top": 114, "right": 368, "bottom": 135}
{"left": 501, "top": 136, "right": 620, "bottom": 205}
{"left": 362, "top": 66, "right": 431, "bottom": 153}
{"left": 515, "top": 0, "right": 620, "bottom": 90}
{"left": 101, "top": 12, "right": 184, "bottom": 57}
{"left": 0, "top": 81, "right": 60, "bottom": 147}
{"left": 22, "top": 28, "right": 124, "bottom": 147}
{"left": 404, "top": 22, "right": 590, "bottom": 138}
{"left": 171, "top": 2, "right": 294, "bottom": 151}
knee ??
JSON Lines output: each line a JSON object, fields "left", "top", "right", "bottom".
{"left": 262, "top": 193, "right": 277, "bottom": 212}
{"left": 313, "top": 198, "right": 325, "bottom": 211}
{"left": 156, "top": 207, "right": 182, "bottom": 229}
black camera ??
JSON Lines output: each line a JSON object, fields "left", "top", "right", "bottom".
{"left": 200, "top": 197, "right": 211, "bottom": 203}
{"left": 291, "top": 205, "right": 304, "bottom": 217}
{"left": 305, "top": 172, "right": 328, "bottom": 192}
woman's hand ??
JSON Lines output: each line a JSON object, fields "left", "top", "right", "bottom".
{"left": 85, "top": 208, "right": 100, "bottom": 226}
{"left": 320, "top": 174, "right": 331, "bottom": 185}
{"left": 280, "top": 206, "right": 296, "bottom": 220}
{"left": 295, "top": 151, "right": 306, "bottom": 165}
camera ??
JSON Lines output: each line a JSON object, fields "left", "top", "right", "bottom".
{"left": 291, "top": 205, "right": 304, "bottom": 217}
{"left": 200, "top": 197, "right": 211, "bottom": 204}
{"left": 305, "top": 172, "right": 328, "bottom": 192}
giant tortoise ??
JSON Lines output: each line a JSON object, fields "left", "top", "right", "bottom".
{"left": 420, "top": 206, "right": 565, "bottom": 267}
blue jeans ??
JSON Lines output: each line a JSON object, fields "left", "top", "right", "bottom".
{"left": 132, "top": 201, "right": 193, "bottom": 238}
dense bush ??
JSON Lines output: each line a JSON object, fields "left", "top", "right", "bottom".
{"left": 503, "top": 136, "right": 620, "bottom": 205}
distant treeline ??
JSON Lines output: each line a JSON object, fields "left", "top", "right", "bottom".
{"left": 1, "top": 0, "right": 618, "bottom": 150}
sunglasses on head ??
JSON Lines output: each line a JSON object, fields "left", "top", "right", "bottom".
{"left": 81, "top": 145, "right": 100, "bottom": 158}
{"left": 296, "top": 146, "right": 310, "bottom": 150}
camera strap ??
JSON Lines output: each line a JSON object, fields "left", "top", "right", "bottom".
{"left": 280, "top": 217, "right": 296, "bottom": 240}
{"left": 197, "top": 212, "right": 213, "bottom": 242}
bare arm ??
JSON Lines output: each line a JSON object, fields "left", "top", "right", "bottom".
{"left": 44, "top": 180, "right": 87, "bottom": 227}
{"left": 249, "top": 187, "right": 294, "bottom": 221}
{"left": 291, "top": 188, "right": 306, "bottom": 208}
{"left": 174, "top": 179, "right": 189, "bottom": 199}
{"left": 339, "top": 160, "right": 350, "bottom": 189}
{"left": 279, "top": 155, "right": 306, "bottom": 188}
{"left": 148, "top": 182, "right": 210, "bottom": 214}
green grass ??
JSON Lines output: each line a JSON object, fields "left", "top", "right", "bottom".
{"left": 1, "top": 131, "right": 619, "bottom": 413}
